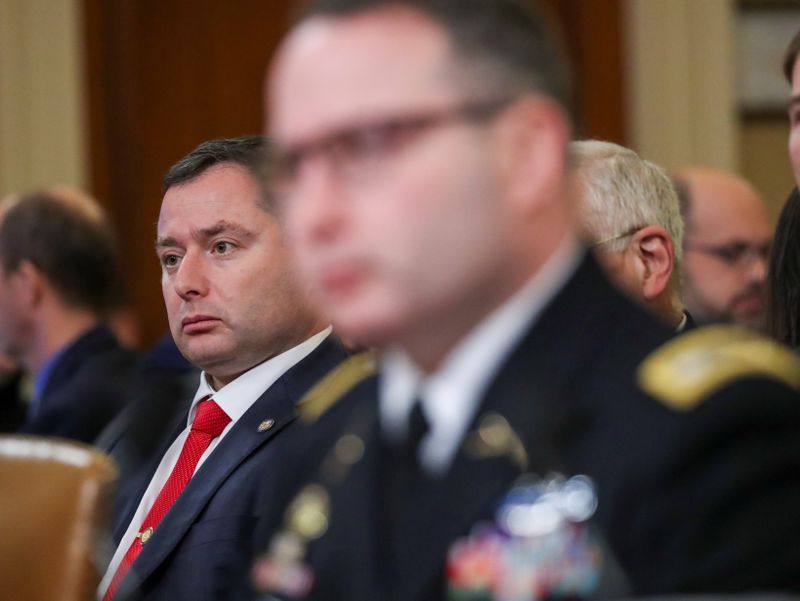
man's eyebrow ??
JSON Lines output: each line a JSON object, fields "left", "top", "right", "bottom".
{"left": 155, "top": 221, "right": 256, "bottom": 250}
{"left": 155, "top": 236, "right": 179, "bottom": 250}
{"left": 196, "top": 221, "right": 255, "bottom": 241}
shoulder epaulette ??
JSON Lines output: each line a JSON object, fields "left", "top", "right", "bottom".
{"left": 296, "top": 352, "right": 377, "bottom": 423}
{"left": 637, "top": 325, "right": 800, "bottom": 411}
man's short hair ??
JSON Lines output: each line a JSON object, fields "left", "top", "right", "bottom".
{"left": 785, "top": 29, "right": 800, "bottom": 84}
{"left": 0, "top": 191, "right": 119, "bottom": 315}
{"left": 297, "top": 0, "right": 572, "bottom": 113}
{"left": 671, "top": 175, "right": 692, "bottom": 230}
{"left": 571, "top": 140, "right": 684, "bottom": 288}
{"left": 163, "top": 135, "right": 275, "bottom": 210}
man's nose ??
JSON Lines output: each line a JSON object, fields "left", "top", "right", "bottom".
{"left": 173, "top": 252, "right": 209, "bottom": 300}
{"left": 746, "top": 252, "right": 768, "bottom": 284}
{"left": 287, "top": 158, "right": 349, "bottom": 245}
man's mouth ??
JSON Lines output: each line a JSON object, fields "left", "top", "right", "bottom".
{"left": 319, "top": 264, "right": 363, "bottom": 298}
{"left": 181, "top": 315, "right": 221, "bottom": 334}
{"left": 732, "top": 290, "right": 764, "bottom": 316}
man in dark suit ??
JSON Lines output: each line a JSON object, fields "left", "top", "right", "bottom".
{"left": 253, "top": 1, "right": 800, "bottom": 599}
{"left": 571, "top": 140, "right": 693, "bottom": 331}
{"left": 97, "top": 136, "right": 346, "bottom": 600}
{"left": 0, "top": 187, "right": 139, "bottom": 443}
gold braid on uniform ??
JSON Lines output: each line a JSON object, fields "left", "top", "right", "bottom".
{"left": 296, "top": 352, "right": 378, "bottom": 423}
{"left": 638, "top": 325, "right": 800, "bottom": 411}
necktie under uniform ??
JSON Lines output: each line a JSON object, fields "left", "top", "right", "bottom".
{"left": 382, "top": 399, "right": 432, "bottom": 587}
{"left": 102, "top": 398, "right": 230, "bottom": 601}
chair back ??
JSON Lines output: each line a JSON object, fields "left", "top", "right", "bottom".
{"left": 0, "top": 435, "right": 117, "bottom": 601}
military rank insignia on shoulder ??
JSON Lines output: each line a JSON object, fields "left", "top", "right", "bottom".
{"left": 296, "top": 352, "right": 377, "bottom": 423}
{"left": 638, "top": 325, "right": 800, "bottom": 411}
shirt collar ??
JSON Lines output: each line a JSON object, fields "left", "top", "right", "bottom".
{"left": 187, "top": 326, "right": 332, "bottom": 427}
{"left": 33, "top": 345, "right": 68, "bottom": 402}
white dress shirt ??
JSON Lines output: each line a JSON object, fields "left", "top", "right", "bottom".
{"left": 380, "top": 238, "right": 582, "bottom": 474}
{"left": 98, "top": 326, "right": 332, "bottom": 599}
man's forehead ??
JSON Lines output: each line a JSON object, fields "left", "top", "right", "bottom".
{"left": 158, "top": 176, "right": 271, "bottom": 236}
{"left": 268, "top": 7, "right": 460, "bottom": 141}
{"left": 691, "top": 196, "right": 771, "bottom": 241}
{"left": 155, "top": 218, "right": 263, "bottom": 248}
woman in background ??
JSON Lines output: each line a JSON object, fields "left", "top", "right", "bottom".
{"left": 767, "top": 188, "right": 800, "bottom": 348}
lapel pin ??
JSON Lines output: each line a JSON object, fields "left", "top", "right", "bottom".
{"left": 258, "top": 419, "right": 275, "bottom": 433}
{"left": 137, "top": 526, "right": 154, "bottom": 546}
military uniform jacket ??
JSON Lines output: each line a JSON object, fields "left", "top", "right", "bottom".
{"left": 253, "top": 254, "right": 800, "bottom": 601}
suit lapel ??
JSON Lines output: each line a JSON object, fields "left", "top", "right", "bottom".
{"left": 127, "top": 385, "right": 298, "bottom": 586}
{"left": 119, "top": 336, "right": 348, "bottom": 593}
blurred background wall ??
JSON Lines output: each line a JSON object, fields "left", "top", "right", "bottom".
{"left": 0, "top": 0, "right": 797, "bottom": 348}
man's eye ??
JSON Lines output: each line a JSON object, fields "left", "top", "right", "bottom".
{"left": 213, "top": 241, "right": 233, "bottom": 254}
{"left": 334, "top": 122, "right": 421, "bottom": 161}
{"left": 162, "top": 254, "right": 180, "bottom": 268}
{"left": 718, "top": 246, "right": 746, "bottom": 264}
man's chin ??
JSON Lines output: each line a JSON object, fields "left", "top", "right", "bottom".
{"left": 331, "top": 308, "right": 403, "bottom": 351}
{"left": 734, "top": 312, "right": 766, "bottom": 331}
{"left": 179, "top": 343, "right": 235, "bottom": 373}
{"left": 730, "top": 299, "right": 766, "bottom": 330}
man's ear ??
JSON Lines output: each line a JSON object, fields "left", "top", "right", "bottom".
{"left": 9, "top": 260, "right": 45, "bottom": 309}
{"left": 492, "top": 94, "right": 571, "bottom": 216}
{"left": 630, "top": 225, "right": 674, "bottom": 301}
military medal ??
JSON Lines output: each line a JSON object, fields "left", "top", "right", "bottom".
{"left": 446, "top": 474, "right": 602, "bottom": 601}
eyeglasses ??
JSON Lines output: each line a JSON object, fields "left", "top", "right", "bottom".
{"left": 272, "top": 97, "right": 517, "bottom": 193}
{"left": 685, "top": 241, "right": 770, "bottom": 268}
{"left": 592, "top": 226, "right": 645, "bottom": 248}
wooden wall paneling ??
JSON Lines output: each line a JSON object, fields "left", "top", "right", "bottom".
{"left": 541, "top": 0, "right": 627, "bottom": 143}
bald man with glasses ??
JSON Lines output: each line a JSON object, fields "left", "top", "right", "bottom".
{"left": 674, "top": 167, "right": 771, "bottom": 330}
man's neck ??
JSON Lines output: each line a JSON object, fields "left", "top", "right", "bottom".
{"left": 651, "top": 292, "right": 686, "bottom": 331}
{"left": 401, "top": 234, "right": 581, "bottom": 374}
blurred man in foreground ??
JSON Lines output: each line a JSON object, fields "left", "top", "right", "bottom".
{"left": 571, "top": 140, "right": 690, "bottom": 330}
{"left": 675, "top": 167, "right": 771, "bottom": 330}
{"left": 254, "top": 1, "right": 800, "bottom": 599}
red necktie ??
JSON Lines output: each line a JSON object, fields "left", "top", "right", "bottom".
{"left": 102, "top": 398, "right": 230, "bottom": 601}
